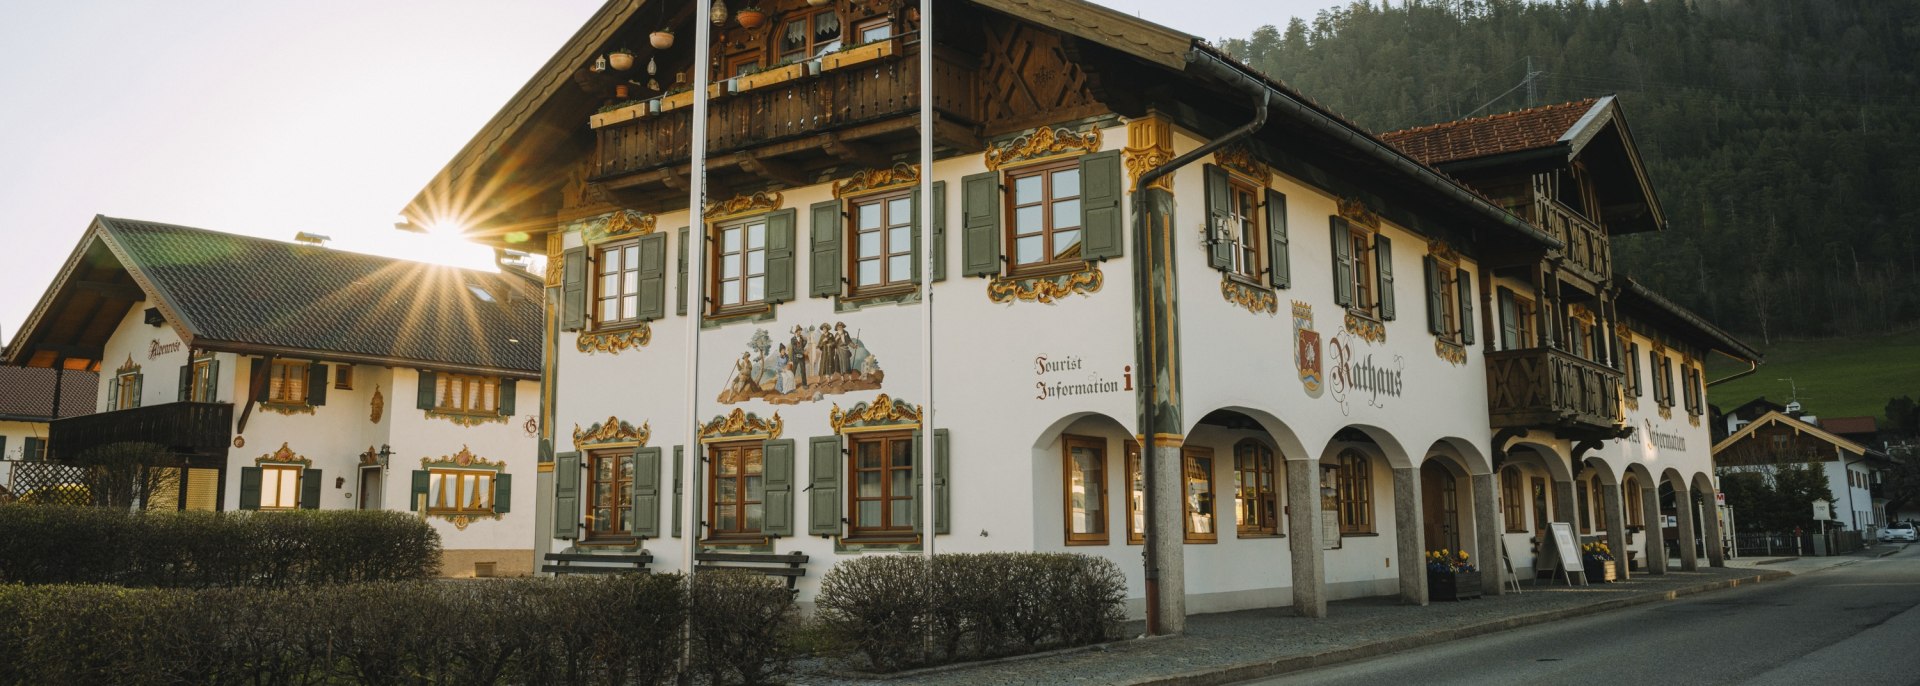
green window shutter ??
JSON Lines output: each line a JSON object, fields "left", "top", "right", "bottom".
{"left": 1080, "top": 150, "right": 1123, "bottom": 260}
{"left": 561, "top": 247, "right": 587, "bottom": 331}
{"left": 0, "top": 437, "right": 7, "bottom": 461}
{"left": 498, "top": 379, "right": 516, "bottom": 416}
{"left": 1424, "top": 256, "right": 1445, "bottom": 336}
{"left": 636, "top": 232, "right": 669, "bottom": 320}
{"left": 809, "top": 200, "right": 844, "bottom": 297}
{"left": 1498, "top": 288, "right": 1519, "bottom": 349}
{"left": 206, "top": 359, "right": 220, "bottom": 402}
{"left": 1266, "top": 189, "right": 1289, "bottom": 288}
{"left": 1330, "top": 217, "right": 1353, "bottom": 307}
{"left": 131, "top": 374, "right": 142, "bottom": 408}
{"left": 178, "top": 364, "right": 192, "bottom": 402}
{"left": 307, "top": 364, "right": 328, "bottom": 407}
{"left": 672, "top": 445, "right": 684, "bottom": 537}
{"left": 554, "top": 452, "right": 581, "bottom": 539}
{"left": 909, "top": 189, "right": 924, "bottom": 283}
{"left": 1204, "top": 165, "right": 1233, "bottom": 271}
{"left": 632, "top": 447, "right": 662, "bottom": 538}
{"left": 933, "top": 428, "right": 951, "bottom": 534}
{"left": 676, "top": 227, "right": 691, "bottom": 316}
{"left": 22, "top": 437, "right": 41, "bottom": 462}
{"left": 1457, "top": 268, "right": 1475, "bottom": 345}
{"left": 960, "top": 171, "right": 1002, "bottom": 277}
{"left": 910, "top": 429, "right": 925, "bottom": 532}
{"left": 1627, "top": 343, "right": 1640, "bottom": 396}
{"left": 765, "top": 208, "right": 798, "bottom": 303}
{"left": 106, "top": 377, "right": 118, "bottom": 410}
{"left": 763, "top": 438, "right": 796, "bottom": 536}
{"left": 807, "top": 436, "right": 842, "bottom": 536}
{"left": 1375, "top": 234, "right": 1396, "bottom": 320}
{"left": 239, "top": 467, "right": 262, "bottom": 510}
{"left": 410, "top": 469, "right": 430, "bottom": 512}
{"left": 416, "top": 371, "right": 437, "bottom": 410}
{"left": 931, "top": 181, "right": 949, "bottom": 281}
{"left": 300, "top": 469, "right": 322, "bottom": 509}
{"left": 494, "top": 473, "right": 512, "bottom": 514}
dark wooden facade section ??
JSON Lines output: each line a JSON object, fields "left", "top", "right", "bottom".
{"left": 1715, "top": 423, "right": 1848, "bottom": 468}
{"left": 50, "top": 401, "right": 234, "bottom": 462}
{"left": 1485, "top": 348, "right": 1623, "bottom": 435}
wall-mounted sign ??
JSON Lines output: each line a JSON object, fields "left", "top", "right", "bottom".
{"left": 1292, "top": 301, "right": 1324, "bottom": 399}
{"left": 1327, "top": 332, "right": 1405, "bottom": 415}
{"left": 148, "top": 339, "right": 181, "bottom": 360}
{"left": 1034, "top": 354, "right": 1130, "bottom": 400}
{"left": 1644, "top": 420, "right": 1687, "bottom": 451}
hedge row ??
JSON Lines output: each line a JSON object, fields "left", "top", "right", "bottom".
{"left": 815, "top": 552, "right": 1128, "bottom": 672}
{"left": 0, "top": 573, "right": 795, "bottom": 686}
{"left": 0, "top": 505, "right": 440, "bottom": 588}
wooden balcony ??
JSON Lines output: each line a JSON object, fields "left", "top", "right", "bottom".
{"left": 1486, "top": 347, "right": 1624, "bottom": 436}
{"left": 49, "top": 401, "right": 233, "bottom": 461}
{"left": 590, "top": 38, "right": 981, "bottom": 199}
{"left": 1531, "top": 199, "right": 1610, "bottom": 284}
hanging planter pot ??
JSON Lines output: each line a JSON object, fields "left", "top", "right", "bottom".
{"left": 649, "top": 29, "right": 675, "bottom": 50}
{"left": 608, "top": 48, "right": 635, "bottom": 72}
{"left": 806, "top": 0, "right": 830, "bottom": 6}
{"left": 736, "top": 6, "right": 767, "bottom": 29}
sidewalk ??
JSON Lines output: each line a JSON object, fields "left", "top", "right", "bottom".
{"left": 792, "top": 565, "right": 1794, "bottom": 686}
{"left": 1723, "top": 541, "right": 1906, "bottom": 575}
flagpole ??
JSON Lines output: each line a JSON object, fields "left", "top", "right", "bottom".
{"left": 683, "top": 0, "right": 713, "bottom": 670}
{"left": 918, "top": 0, "right": 937, "bottom": 657}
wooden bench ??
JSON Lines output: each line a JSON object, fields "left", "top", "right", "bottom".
{"left": 694, "top": 551, "right": 809, "bottom": 589}
{"left": 542, "top": 552, "right": 653, "bottom": 576}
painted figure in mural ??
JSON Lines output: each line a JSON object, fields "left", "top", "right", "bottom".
{"left": 807, "top": 326, "right": 825, "bottom": 381}
{"left": 729, "top": 353, "right": 757, "bottom": 396}
{"left": 818, "top": 322, "right": 841, "bottom": 378}
{"left": 789, "top": 326, "right": 810, "bottom": 389}
{"left": 720, "top": 322, "right": 887, "bottom": 404}
{"left": 834, "top": 323, "right": 854, "bottom": 381}
{"left": 776, "top": 344, "right": 795, "bottom": 394}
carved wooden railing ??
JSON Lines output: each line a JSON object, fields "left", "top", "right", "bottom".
{"left": 49, "top": 401, "right": 233, "bottom": 460}
{"left": 1486, "top": 347, "right": 1624, "bottom": 433}
{"left": 1532, "top": 199, "right": 1610, "bottom": 283}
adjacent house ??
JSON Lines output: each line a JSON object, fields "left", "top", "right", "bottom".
{"left": 0, "top": 365, "right": 96, "bottom": 491}
{"left": 399, "top": 0, "right": 1756, "bottom": 624}
{"left": 1713, "top": 410, "right": 1895, "bottom": 536}
{"left": 3, "top": 217, "right": 543, "bottom": 576}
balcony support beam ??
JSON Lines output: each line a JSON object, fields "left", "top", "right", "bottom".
{"left": 739, "top": 153, "right": 808, "bottom": 188}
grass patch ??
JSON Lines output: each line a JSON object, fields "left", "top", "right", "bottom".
{"left": 1706, "top": 329, "right": 1920, "bottom": 422}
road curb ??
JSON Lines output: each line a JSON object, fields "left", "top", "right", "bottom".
{"left": 1118, "top": 570, "right": 1791, "bottom": 686}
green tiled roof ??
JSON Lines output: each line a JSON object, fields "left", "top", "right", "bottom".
{"left": 100, "top": 217, "right": 542, "bottom": 375}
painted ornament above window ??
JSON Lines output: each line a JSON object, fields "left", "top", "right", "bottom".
{"left": 256, "top": 442, "right": 312, "bottom": 466}
{"left": 718, "top": 322, "right": 883, "bottom": 405}
{"left": 832, "top": 163, "right": 920, "bottom": 199}
{"left": 704, "top": 191, "right": 785, "bottom": 220}
{"left": 699, "top": 408, "right": 783, "bottom": 441}
{"left": 572, "top": 416, "right": 650, "bottom": 450}
{"left": 829, "top": 393, "right": 922, "bottom": 434}
{"left": 578, "top": 325, "right": 651, "bottom": 355}
{"left": 987, "top": 263, "right": 1103, "bottom": 304}
{"left": 984, "top": 126, "right": 1102, "bottom": 171}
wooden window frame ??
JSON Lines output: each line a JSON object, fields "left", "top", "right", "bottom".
{"left": 426, "top": 468, "right": 496, "bottom": 516}
{"left": 1655, "top": 354, "right": 1674, "bottom": 409}
{"left": 258, "top": 464, "right": 303, "bottom": 510}
{"left": 1182, "top": 446, "right": 1217, "bottom": 543}
{"left": 1335, "top": 449, "right": 1374, "bottom": 535}
{"left": 1224, "top": 176, "right": 1264, "bottom": 283}
{"left": 1346, "top": 226, "right": 1378, "bottom": 320}
{"left": 1501, "top": 467, "right": 1527, "bottom": 532}
{"left": 1004, "top": 159, "right": 1086, "bottom": 277}
{"left": 707, "top": 440, "right": 766, "bottom": 541}
{"left": 1062, "top": 434, "right": 1109, "bottom": 545}
{"left": 189, "top": 355, "right": 218, "bottom": 402}
{"left": 1530, "top": 476, "right": 1552, "bottom": 536}
{"left": 585, "top": 449, "right": 635, "bottom": 543}
{"left": 1125, "top": 440, "right": 1143, "bottom": 545}
{"left": 1513, "top": 294, "right": 1537, "bottom": 349}
{"left": 265, "top": 360, "right": 309, "bottom": 406}
{"left": 853, "top": 16, "right": 893, "bottom": 44}
{"left": 776, "top": 7, "right": 842, "bottom": 64}
{"left": 1626, "top": 341, "right": 1643, "bottom": 397}
{"left": 846, "top": 431, "right": 915, "bottom": 541}
{"left": 1623, "top": 476, "right": 1644, "bottom": 527}
{"left": 708, "top": 216, "right": 771, "bottom": 316}
{"left": 435, "top": 373, "right": 500, "bottom": 416}
{"left": 726, "top": 52, "right": 762, "bottom": 78}
{"left": 114, "top": 371, "right": 140, "bottom": 410}
{"left": 594, "top": 237, "right": 645, "bottom": 330}
{"left": 846, "top": 189, "right": 916, "bottom": 298}
{"left": 1234, "top": 439, "right": 1280, "bottom": 537}
{"left": 333, "top": 363, "right": 353, "bottom": 391}
{"left": 1434, "top": 256, "right": 1462, "bottom": 344}
{"left": 1577, "top": 479, "right": 1593, "bottom": 534}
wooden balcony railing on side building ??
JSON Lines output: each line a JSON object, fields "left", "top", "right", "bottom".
{"left": 1485, "top": 347, "right": 1624, "bottom": 434}
{"left": 49, "top": 401, "right": 234, "bottom": 461}
{"left": 1531, "top": 199, "right": 1611, "bottom": 283}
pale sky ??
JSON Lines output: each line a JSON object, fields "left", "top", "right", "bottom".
{"left": 0, "top": 0, "right": 1340, "bottom": 347}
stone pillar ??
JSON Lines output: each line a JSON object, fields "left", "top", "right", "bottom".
{"left": 1674, "top": 482, "right": 1699, "bottom": 571}
{"left": 1287, "top": 459, "right": 1326, "bottom": 618}
{"left": 1700, "top": 485, "right": 1726, "bottom": 567}
{"left": 1470, "top": 472, "right": 1505, "bottom": 595}
{"left": 1552, "top": 477, "right": 1578, "bottom": 525}
{"left": 1149, "top": 441, "right": 1187, "bottom": 633}
{"left": 1641, "top": 486, "right": 1667, "bottom": 574}
{"left": 1393, "top": 466, "right": 1427, "bottom": 605}
{"left": 1601, "top": 482, "right": 1629, "bottom": 580}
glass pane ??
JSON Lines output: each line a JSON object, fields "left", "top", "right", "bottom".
{"left": 745, "top": 449, "right": 764, "bottom": 475}
{"left": 623, "top": 271, "right": 638, "bottom": 293}
{"left": 723, "top": 257, "right": 742, "bottom": 279}
{"left": 859, "top": 230, "right": 881, "bottom": 257}
{"left": 781, "top": 19, "right": 806, "bottom": 53}
{"left": 601, "top": 300, "right": 618, "bottom": 321}
{"left": 1016, "top": 235, "right": 1043, "bottom": 265}
{"left": 889, "top": 198, "right": 912, "bottom": 225}
{"left": 624, "top": 245, "right": 639, "bottom": 266}
{"left": 600, "top": 250, "right": 618, "bottom": 274}
{"left": 891, "top": 469, "right": 910, "bottom": 498}
{"left": 723, "top": 227, "right": 742, "bottom": 253}
{"left": 747, "top": 475, "right": 764, "bottom": 501}
{"left": 716, "top": 510, "right": 736, "bottom": 532}
{"left": 858, "top": 259, "right": 881, "bottom": 286}
{"left": 1053, "top": 230, "right": 1081, "bottom": 259}
{"left": 745, "top": 504, "right": 764, "bottom": 531}
{"left": 1053, "top": 168, "right": 1080, "bottom": 197}
{"left": 596, "top": 459, "right": 613, "bottom": 480}
{"left": 747, "top": 249, "right": 765, "bottom": 275}
{"left": 1052, "top": 199, "right": 1081, "bottom": 229}
{"left": 747, "top": 276, "right": 765, "bottom": 302}
{"left": 889, "top": 226, "right": 910, "bottom": 252}
{"left": 861, "top": 24, "right": 891, "bottom": 42}
{"left": 748, "top": 223, "right": 766, "bottom": 250}
{"left": 858, "top": 501, "right": 881, "bottom": 527}
{"left": 888, "top": 255, "right": 911, "bottom": 281}
{"left": 1015, "top": 205, "right": 1044, "bottom": 233}
{"left": 602, "top": 273, "right": 619, "bottom": 296}
{"left": 718, "top": 452, "right": 738, "bottom": 476}
{"left": 858, "top": 442, "right": 881, "bottom": 469}
{"left": 721, "top": 280, "right": 741, "bottom": 305}
{"left": 594, "top": 484, "right": 611, "bottom": 508}
{"left": 594, "top": 508, "right": 611, "bottom": 529}
{"left": 858, "top": 471, "right": 881, "bottom": 498}
{"left": 815, "top": 12, "right": 841, "bottom": 42}
{"left": 619, "top": 456, "right": 634, "bottom": 479}
{"left": 892, "top": 440, "right": 914, "bottom": 468}
{"left": 621, "top": 296, "right": 638, "bottom": 317}
{"left": 717, "top": 477, "right": 737, "bottom": 501}
{"left": 891, "top": 499, "right": 911, "bottom": 527}
{"left": 858, "top": 203, "right": 881, "bottom": 230}
{"left": 1014, "top": 175, "right": 1043, "bottom": 204}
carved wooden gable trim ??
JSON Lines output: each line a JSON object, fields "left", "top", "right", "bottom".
{"left": 980, "top": 19, "right": 1103, "bottom": 134}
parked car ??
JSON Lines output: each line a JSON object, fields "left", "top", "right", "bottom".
{"left": 1880, "top": 523, "right": 1917, "bottom": 543}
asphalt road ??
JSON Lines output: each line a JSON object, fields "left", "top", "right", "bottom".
{"left": 1248, "top": 544, "right": 1920, "bottom": 686}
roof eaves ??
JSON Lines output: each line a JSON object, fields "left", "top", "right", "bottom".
{"left": 93, "top": 217, "right": 205, "bottom": 347}
{"left": 1620, "top": 277, "right": 1761, "bottom": 361}
{"left": 2, "top": 218, "right": 110, "bottom": 367}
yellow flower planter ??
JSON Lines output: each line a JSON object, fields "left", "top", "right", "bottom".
{"left": 821, "top": 37, "right": 897, "bottom": 72}
{"left": 661, "top": 90, "right": 695, "bottom": 112}
{"left": 736, "top": 62, "right": 806, "bottom": 92}
{"left": 589, "top": 101, "right": 649, "bottom": 129}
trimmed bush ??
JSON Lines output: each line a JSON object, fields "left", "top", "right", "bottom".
{"left": 690, "top": 570, "right": 797, "bottom": 685}
{"left": 815, "top": 552, "right": 1127, "bottom": 672}
{"left": 0, "top": 505, "right": 440, "bottom": 587}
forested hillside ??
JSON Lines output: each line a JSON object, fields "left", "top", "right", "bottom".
{"left": 1219, "top": 0, "right": 1920, "bottom": 342}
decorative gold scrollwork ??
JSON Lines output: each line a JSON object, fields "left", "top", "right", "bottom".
{"left": 987, "top": 265, "right": 1104, "bottom": 304}
{"left": 1338, "top": 198, "right": 1382, "bottom": 230}
{"left": 1434, "top": 339, "right": 1467, "bottom": 366}
{"left": 1220, "top": 277, "right": 1279, "bottom": 315}
{"left": 703, "top": 191, "right": 784, "bottom": 220}
{"left": 577, "top": 325, "right": 651, "bottom": 355}
{"left": 255, "top": 442, "right": 312, "bottom": 466}
{"left": 985, "top": 126, "right": 1102, "bottom": 171}
{"left": 1214, "top": 142, "right": 1266, "bottom": 181}
{"left": 832, "top": 163, "right": 920, "bottom": 198}
{"left": 698, "top": 408, "right": 783, "bottom": 441}
{"left": 572, "top": 417, "right": 651, "bottom": 450}
{"left": 830, "top": 393, "right": 923, "bottom": 434}
{"left": 1345, "top": 313, "right": 1387, "bottom": 344}
{"left": 1124, "top": 117, "right": 1174, "bottom": 192}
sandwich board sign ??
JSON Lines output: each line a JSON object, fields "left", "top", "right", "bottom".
{"left": 1545, "top": 522, "right": 1586, "bottom": 586}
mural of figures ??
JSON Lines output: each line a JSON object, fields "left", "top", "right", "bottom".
{"left": 718, "top": 321, "right": 885, "bottom": 404}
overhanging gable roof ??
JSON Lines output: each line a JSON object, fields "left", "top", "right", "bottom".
{"left": 1617, "top": 276, "right": 1761, "bottom": 362}
{"left": 1713, "top": 410, "right": 1871, "bottom": 457}
{"left": 1381, "top": 98, "right": 1600, "bottom": 166}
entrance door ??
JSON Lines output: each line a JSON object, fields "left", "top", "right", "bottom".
{"left": 1421, "top": 462, "right": 1460, "bottom": 552}
{"left": 358, "top": 467, "right": 383, "bottom": 510}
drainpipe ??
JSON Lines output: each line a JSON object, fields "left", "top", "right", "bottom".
{"left": 1133, "top": 49, "right": 1268, "bottom": 636}
{"left": 1707, "top": 351, "right": 1759, "bottom": 387}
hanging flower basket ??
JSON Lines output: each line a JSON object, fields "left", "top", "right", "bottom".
{"left": 736, "top": 7, "right": 767, "bottom": 29}
{"left": 608, "top": 48, "right": 635, "bottom": 72}
{"left": 649, "top": 29, "right": 675, "bottom": 50}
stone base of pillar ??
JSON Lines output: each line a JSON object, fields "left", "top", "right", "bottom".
{"left": 1393, "top": 467, "right": 1427, "bottom": 606}
{"left": 1286, "top": 459, "right": 1326, "bottom": 618}
{"left": 1148, "top": 443, "right": 1186, "bottom": 633}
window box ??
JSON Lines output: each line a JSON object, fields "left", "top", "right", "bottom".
{"left": 736, "top": 62, "right": 806, "bottom": 93}
{"left": 1428, "top": 569, "right": 1482, "bottom": 601}
{"left": 590, "top": 101, "right": 650, "bottom": 129}
{"left": 661, "top": 89, "right": 695, "bottom": 112}
{"left": 820, "top": 37, "right": 897, "bottom": 72}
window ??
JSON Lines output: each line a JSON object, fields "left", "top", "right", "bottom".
{"left": 849, "top": 191, "right": 915, "bottom": 295}
{"left": 778, "top": 7, "right": 842, "bottom": 63}
{"left": 597, "top": 239, "right": 643, "bottom": 326}
{"left": 1063, "top": 435, "right": 1107, "bottom": 545}
{"left": 848, "top": 432, "right": 914, "bottom": 539}
{"left": 1125, "top": 440, "right": 1143, "bottom": 545}
{"left": 1221, "top": 177, "right": 1263, "bottom": 281}
{"left": 1501, "top": 467, "right": 1526, "bottom": 532}
{"left": 427, "top": 469, "right": 495, "bottom": 515}
{"left": 1624, "top": 475, "right": 1644, "bottom": 527}
{"left": 113, "top": 370, "right": 141, "bottom": 410}
{"left": 1437, "top": 265, "right": 1458, "bottom": 340}
{"left": 334, "top": 363, "right": 353, "bottom": 391}
{"left": 710, "top": 441, "right": 766, "bottom": 539}
{"left": 726, "top": 52, "right": 762, "bottom": 78}
{"left": 1334, "top": 450, "right": 1373, "bottom": 534}
{"left": 266, "top": 361, "right": 308, "bottom": 405}
{"left": 1626, "top": 342, "right": 1643, "bottom": 397}
{"left": 435, "top": 374, "right": 500, "bottom": 415}
{"left": 711, "top": 218, "right": 769, "bottom": 313}
{"left": 1006, "top": 161, "right": 1084, "bottom": 274}
{"left": 1234, "top": 440, "right": 1280, "bottom": 536}
{"left": 1567, "top": 317, "right": 1588, "bottom": 358}
{"left": 1497, "top": 288, "right": 1538, "bottom": 350}
{"left": 1577, "top": 479, "right": 1593, "bottom": 534}
{"left": 185, "top": 355, "right": 218, "bottom": 403}
{"left": 1347, "top": 228, "right": 1374, "bottom": 315}
{"left": 1183, "top": 447, "right": 1216, "bottom": 542}
{"left": 1530, "top": 476, "right": 1551, "bottom": 535}
{"left": 1654, "top": 354, "right": 1673, "bottom": 408}
{"left": 259, "top": 465, "right": 302, "bottom": 509}
{"left": 587, "top": 450, "right": 634, "bottom": 541}
{"left": 854, "top": 17, "right": 892, "bottom": 43}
